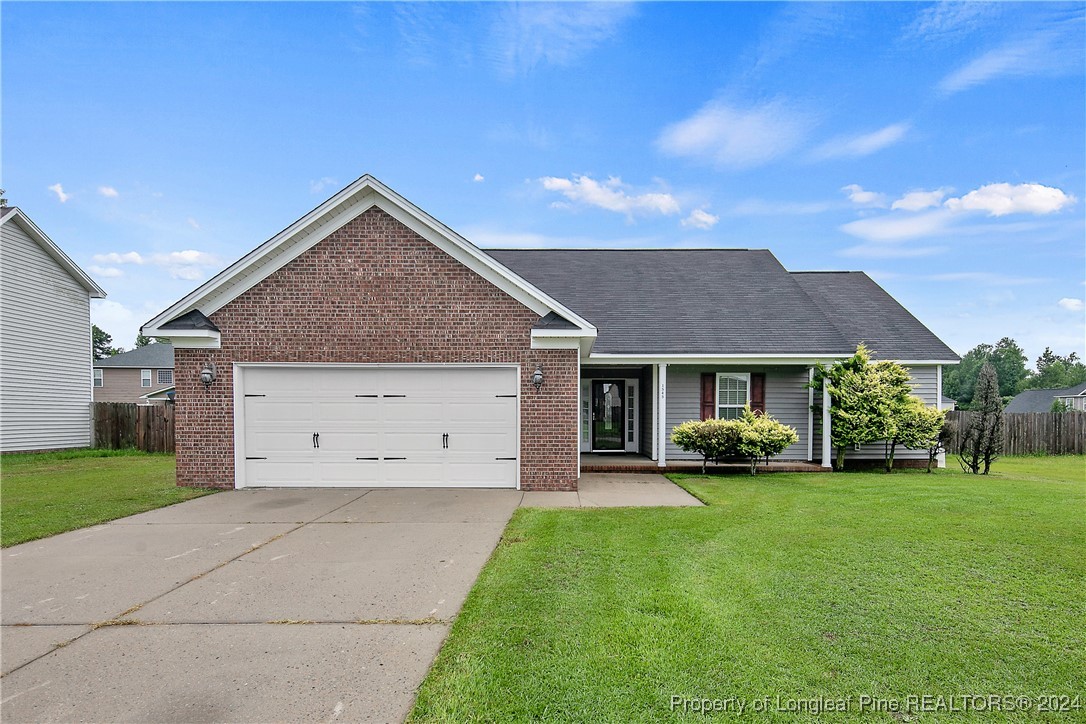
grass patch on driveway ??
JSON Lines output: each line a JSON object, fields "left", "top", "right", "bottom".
{"left": 411, "top": 457, "right": 1084, "bottom": 722}
{"left": 1, "top": 449, "right": 217, "bottom": 547}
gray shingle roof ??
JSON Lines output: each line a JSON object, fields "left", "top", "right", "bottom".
{"left": 95, "top": 343, "right": 174, "bottom": 368}
{"left": 1005, "top": 382, "right": 1086, "bottom": 413}
{"left": 791, "top": 271, "right": 959, "bottom": 361}
{"left": 160, "top": 309, "right": 220, "bottom": 332}
{"left": 487, "top": 249, "right": 855, "bottom": 355}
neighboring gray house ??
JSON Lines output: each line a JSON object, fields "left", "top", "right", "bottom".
{"left": 1005, "top": 382, "right": 1086, "bottom": 413}
{"left": 1, "top": 206, "right": 106, "bottom": 452}
{"left": 94, "top": 343, "right": 175, "bottom": 404}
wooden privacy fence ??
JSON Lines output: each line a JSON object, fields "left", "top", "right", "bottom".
{"left": 944, "top": 411, "right": 1086, "bottom": 456}
{"left": 92, "top": 402, "right": 175, "bottom": 453}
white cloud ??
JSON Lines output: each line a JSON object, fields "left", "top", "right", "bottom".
{"left": 812, "top": 123, "right": 910, "bottom": 160}
{"left": 90, "top": 248, "right": 223, "bottom": 281}
{"left": 1058, "top": 298, "right": 1085, "bottom": 312}
{"left": 473, "top": 173, "right": 485, "bottom": 183}
{"left": 841, "top": 181, "right": 1077, "bottom": 242}
{"left": 97, "top": 186, "right": 119, "bottom": 198}
{"left": 943, "top": 183, "right": 1075, "bottom": 217}
{"left": 892, "top": 188, "right": 950, "bottom": 211}
{"left": 48, "top": 183, "right": 70, "bottom": 203}
{"left": 187, "top": 217, "right": 201, "bottom": 230}
{"left": 841, "top": 209, "right": 954, "bottom": 242}
{"left": 681, "top": 209, "right": 719, "bottom": 230}
{"left": 88, "top": 265, "right": 124, "bottom": 278}
{"left": 656, "top": 99, "right": 812, "bottom": 169}
{"left": 489, "top": 2, "right": 636, "bottom": 76}
{"left": 539, "top": 175, "right": 681, "bottom": 218}
{"left": 937, "top": 18, "right": 1084, "bottom": 95}
{"left": 93, "top": 251, "right": 144, "bottom": 265}
{"left": 841, "top": 184, "right": 887, "bottom": 208}
{"left": 904, "top": 3, "right": 1002, "bottom": 43}
{"left": 309, "top": 177, "right": 337, "bottom": 194}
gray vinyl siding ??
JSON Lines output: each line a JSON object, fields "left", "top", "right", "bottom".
{"left": 0, "top": 220, "right": 93, "bottom": 450}
{"left": 664, "top": 365, "right": 812, "bottom": 461}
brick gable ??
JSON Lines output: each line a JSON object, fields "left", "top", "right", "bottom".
{"left": 174, "top": 206, "right": 578, "bottom": 491}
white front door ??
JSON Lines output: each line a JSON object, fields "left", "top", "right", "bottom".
{"left": 239, "top": 365, "right": 518, "bottom": 488}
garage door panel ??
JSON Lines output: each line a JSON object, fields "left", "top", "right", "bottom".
{"left": 446, "top": 460, "right": 517, "bottom": 486}
{"left": 319, "top": 399, "right": 380, "bottom": 423}
{"left": 240, "top": 366, "right": 518, "bottom": 488}
{"left": 246, "top": 431, "right": 319, "bottom": 455}
{"left": 382, "top": 460, "right": 445, "bottom": 485}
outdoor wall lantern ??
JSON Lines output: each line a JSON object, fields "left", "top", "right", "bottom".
{"left": 531, "top": 364, "right": 544, "bottom": 390}
{"left": 200, "top": 361, "right": 217, "bottom": 388}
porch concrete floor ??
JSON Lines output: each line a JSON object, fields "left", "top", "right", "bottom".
{"left": 580, "top": 453, "right": 825, "bottom": 474}
{"left": 520, "top": 473, "right": 703, "bottom": 509}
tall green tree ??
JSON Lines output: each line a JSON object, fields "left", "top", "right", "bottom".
{"left": 134, "top": 333, "right": 153, "bottom": 348}
{"left": 92, "top": 325, "right": 122, "bottom": 360}
{"left": 1020, "top": 348, "right": 1086, "bottom": 391}
{"left": 943, "top": 337, "right": 1027, "bottom": 406}
{"left": 815, "top": 344, "right": 913, "bottom": 471}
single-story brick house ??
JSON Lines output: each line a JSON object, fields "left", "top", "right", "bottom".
{"left": 143, "top": 176, "right": 959, "bottom": 491}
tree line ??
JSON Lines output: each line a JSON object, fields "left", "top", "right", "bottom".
{"left": 942, "top": 337, "right": 1086, "bottom": 409}
{"left": 92, "top": 325, "right": 160, "bottom": 359}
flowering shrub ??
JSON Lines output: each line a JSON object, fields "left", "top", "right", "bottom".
{"left": 671, "top": 406, "right": 799, "bottom": 476}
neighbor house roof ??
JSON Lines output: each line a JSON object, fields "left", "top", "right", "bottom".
{"left": 0, "top": 207, "right": 106, "bottom": 298}
{"left": 1005, "top": 382, "right": 1086, "bottom": 413}
{"left": 486, "top": 249, "right": 956, "bottom": 360}
{"left": 94, "top": 343, "right": 174, "bottom": 368}
{"left": 790, "top": 271, "right": 959, "bottom": 362}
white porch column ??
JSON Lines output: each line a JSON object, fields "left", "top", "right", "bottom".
{"left": 657, "top": 363, "right": 668, "bottom": 468}
{"left": 936, "top": 364, "right": 946, "bottom": 468}
{"left": 807, "top": 368, "right": 814, "bottom": 462}
{"left": 821, "top": 382, "right": 833, "bottom": 468}
{"left": 651, "top": 364, "right": 660, "bottom": 461}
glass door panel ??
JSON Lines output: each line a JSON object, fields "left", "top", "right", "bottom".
{"left": 592, "top": 380, "right": 625, "bottom": 450}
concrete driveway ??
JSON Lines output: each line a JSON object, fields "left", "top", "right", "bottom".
{"left": 0, "top": 488, "right": 521, "bottom": 723}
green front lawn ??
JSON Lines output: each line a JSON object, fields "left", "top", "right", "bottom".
{"left": 1, "top": 449, "right": 217, "bottom": 547}
{"left": 412, "top": 456, "right": 1085, "bottom": 722}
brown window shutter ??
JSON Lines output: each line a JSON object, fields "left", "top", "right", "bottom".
{"left": 700, "top": 373, "right": 715, "bottom": 420}
{"left": 750, "top": 373, "right": 766, "bottom": 414}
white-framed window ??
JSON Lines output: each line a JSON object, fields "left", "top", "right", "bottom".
{"left": 141, "top": 369, "right": 152, "bottom": 387}
{"left": 93, "top": 369, "right": 103, "bottom": 387}
{"left": 158, "top": 369, "right": 173, "bottom": 385}
{"left": 716, "top": 373, "right": 750, "bottom": 420}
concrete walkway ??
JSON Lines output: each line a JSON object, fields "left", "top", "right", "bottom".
{"left": 0, "top": 488, "right": 521, "bottom": 723}
{"left": 520, "top": 472, "right": 703, "bottom": 508}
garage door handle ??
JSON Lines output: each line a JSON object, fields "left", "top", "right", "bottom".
{"left": 442, "top": 433, "right": 448, "bottom": 449}
{"left": 312, "top": 432, "right": 319, "bottom": 449}
{"left": 495, "top": 457, "right": 517, "bottom": 461}
{"left": 356, "top": 457, "right": 379, "bottom": 460}
{"left": 384, "top": 457, "right": 406, "bottom": 461}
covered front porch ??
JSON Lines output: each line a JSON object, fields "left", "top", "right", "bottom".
{"left": 579, "top": 453, "right": 825, "bottom": 474}
{"left": 579, "top": 361, "right": 834, "bottom": 471}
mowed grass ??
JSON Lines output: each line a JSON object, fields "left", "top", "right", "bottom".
{"left": 1, "top": 449, "right": 217, "bottom": 547}
{"left": 411, "top": 456, "right": 1085, "bottom": 722}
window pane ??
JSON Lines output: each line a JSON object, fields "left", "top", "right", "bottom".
{"left": 158, "top": 370, "right": 173, "bottom": 385}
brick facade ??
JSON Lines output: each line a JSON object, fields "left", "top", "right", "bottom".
{"left": 174, "top": 207, "right": 579, "bottom": 491}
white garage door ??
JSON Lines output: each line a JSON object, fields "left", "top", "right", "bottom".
{"left": 239, "top": 366, "right": 518, "bottom": 488}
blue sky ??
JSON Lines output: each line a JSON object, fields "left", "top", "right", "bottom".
{"left": 4, "top": 2, "right": 1084, "bottom": 362}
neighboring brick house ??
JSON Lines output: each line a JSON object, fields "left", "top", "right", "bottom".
{"left": 144, "top": 175, "right": 958, "bottom": 492}
{"left": 93, "top": 343, "right": 175, "bottom": 404}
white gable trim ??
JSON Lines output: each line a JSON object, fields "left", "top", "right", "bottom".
{"left": 1, "top": 209, "right": 106, "bottom": 298}
{"left": 142, "top": 176, "right": 596, "bottom": 339}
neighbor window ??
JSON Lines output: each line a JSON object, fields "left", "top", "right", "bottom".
{"left": 141, "top": 369, "right": 152, "bottom": 387}
{"left": 716, "top": 373, "right": 750, "bottom": 419}
{"left": 93, "top": 369, "right": 103, "bottom": 387}
{"left": 158, "top": 369, "right": 173, "bottom": 385}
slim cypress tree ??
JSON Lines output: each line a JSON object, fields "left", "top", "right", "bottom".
{"left": 959, "top": 362, "right": 1003, "bottom": 474}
